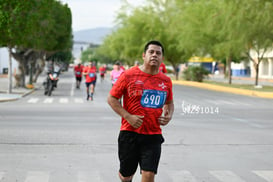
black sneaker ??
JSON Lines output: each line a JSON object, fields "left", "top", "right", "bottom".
{"left": 86, "top": 95, "right": 89, "bottom": 100}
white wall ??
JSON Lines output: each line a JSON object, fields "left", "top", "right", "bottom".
{"left": 0, "top": 48, "right": 18, "bottom": 74}
{"left": 250, "top": 48, "right": 273, "bottom": 79}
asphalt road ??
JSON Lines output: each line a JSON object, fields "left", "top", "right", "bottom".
{"left": 0, "top": 70, "right": 273, "bottom": 182}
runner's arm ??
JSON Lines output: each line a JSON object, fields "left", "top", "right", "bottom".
{"left": 107, "top": 94, "right": 131, "bottom": 119}
{"left": 158, "top": 100, "right": 174, "bottom": 126}
{"left": 82, "top": 70, "right": 88, "bottom": 76}
{"left": 107, "top": 94, "right": 144, "bottom": 128}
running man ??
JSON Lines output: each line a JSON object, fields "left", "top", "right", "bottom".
{"left": 99, "top": 64, "right": 107, "bottom": 82}
{"left": 107, "top": 40, "right": 174, "bottom": 182}
{"left": 159, "top": 62, "right": 167, "bottom": 74}
{"left": 82, "top": 62, "right": 97, "bottom": 101}
{"left": 74, "top": 62, "right": 84, "bottom": 89}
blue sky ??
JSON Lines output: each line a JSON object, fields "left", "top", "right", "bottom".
{"left": 61, "top": 0, "right": 144, "bottom": 31}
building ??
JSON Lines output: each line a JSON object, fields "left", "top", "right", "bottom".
{"left": 187, "top": 49, "right": 273, "bottom": 79}
{"left": 250, "top": 49, "right": 273, "bottom": 79}
{"left": 231, "top": 49, "right": 273, "bottom": 79}
{"left": 0, "top": 48, "right": 18, "bottom": 75}
{"left": 188, "top": 56, "right": 215, "bottom": 73}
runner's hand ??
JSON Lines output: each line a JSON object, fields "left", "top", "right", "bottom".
{"left": 125, "top": 115, "right": 144, "bottom": 128}
{"left": 158, "top": 110, "right": 171, "bottom": 126}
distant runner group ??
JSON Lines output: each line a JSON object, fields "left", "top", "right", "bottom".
{"left": 74, "top": 59, "right": 167, "bottom": 102}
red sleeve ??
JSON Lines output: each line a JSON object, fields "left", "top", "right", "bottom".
{"left": 166, "top": 79, "right": 173, "bottom": 102}
{"left": 109, "top": 72, "right": 126, "bottom": 99}
{"left": 83, "top": 67, "right": 88, "bottom": 73}
{"left": 162, "top": 64, "right": 167, "bottom": 73}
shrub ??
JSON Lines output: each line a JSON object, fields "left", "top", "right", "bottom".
{"left": 182, "top": 66, "right": 209, "bottom": 82}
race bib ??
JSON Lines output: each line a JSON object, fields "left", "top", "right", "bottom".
{"left": 89, "top": 73, "right": 95, "bottom": 78}
{"left": 113, "top": 78, "right": 118, "bottom": 83}
{"left": 76, "top": 71, "right": 81, "bottom": 75}
{"left": 141, "top": 90, "right": 167, "bottom": 108}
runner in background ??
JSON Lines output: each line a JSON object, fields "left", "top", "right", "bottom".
{"left": 99, "top": 64, "right": 107, "bottom": 82}
{"left": 120, "top": 62, "right": 125, "bottom": 72}
{"left": 91, "top": 61, "right": 97, "bottom": 72}
{"left": 74, "top": 62, "right": 84, "bottom": 89}
{"left": 159, "top": 62, "right": 167, "bottom": 74}
{"left": 110, "top": 61, "right": 124, "bottom": 86}
{"left": 91, "top": 61, "right": 97, "bottom": 92}
{"left": 82, "top": 62, "right": 97, "bottom": 101}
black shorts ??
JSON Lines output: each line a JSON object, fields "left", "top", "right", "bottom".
{"left": 85, "top": 80, "right": 96, "bottom": 87}
{"left": 76, "top": 77, "right": 82, "bottom": 82}
{"left": 118, "top": 131, "right": 164, "bottom": 177}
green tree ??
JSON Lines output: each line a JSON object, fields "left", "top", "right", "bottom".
{"left": 177, "top": 0, "right": 245, "bottom": 84}
{"left": 0, "top": 0, "right": 72, "bottom": 89}
{"left": 99, "top": 0, "right": 187, "bottom": 79}
{"left": 0, "top": 1, "right": 34, "bottom": 92}
{"left": 178, "top": 0, "right": 273, "bottom": 85}
{"left": 236, "top": 0, "right": 273, "bottom": 86}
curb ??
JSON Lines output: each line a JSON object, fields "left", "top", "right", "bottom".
{"left": 22, "top": 88, "right": 38, "bottom": 97}
{"left": 172, "top": 80, "right": 273, "bottom": 99}
{"left": 0, "top": 97, "right": 20, "bottom": 102}
{"left": 0, "top": 87, "right": 40, "bottom": 103}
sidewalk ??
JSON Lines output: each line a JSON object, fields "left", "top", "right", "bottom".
{"left": 0, "top": 73, "right": 273, "bottom": 102}
{"left": 0, "top": 74, "right": 43, "bottom": 102}
{"left": 207, "top": 74, "right": 273, "bottom": 86}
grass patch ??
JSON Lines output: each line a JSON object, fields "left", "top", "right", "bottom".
{"left": 203, "top": 80, "right": 273, "bottom": 92}
{"left": 170, "top": 74, "right": 273, "bottom": 92}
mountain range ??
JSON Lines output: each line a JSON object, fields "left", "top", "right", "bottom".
{"left": 72, "top": 27, "right": 113, "bottom": 59}
{"left": 73, "top": 27, "right": 113, "bottom": 45}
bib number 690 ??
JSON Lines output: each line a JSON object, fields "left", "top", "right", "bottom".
{"left": 141, "top": 90, "right": 167, "bottom": 108}
{"left": 143, "top": 94, "right": 161, "bottom": 105}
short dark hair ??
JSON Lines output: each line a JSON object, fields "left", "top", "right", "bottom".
{"left": 144, "top": 40, "right": 164, "bottom": 55}
{"left": 114, "top": 61, "right": 120, "bottom": 66}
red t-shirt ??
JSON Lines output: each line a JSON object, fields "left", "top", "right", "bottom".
{"left": 83, "top": 66, "right": 96, "bottom": 83}
{"left": 91, "top": 65, "right": 97, "bottom": 72}
{"left": 74, "top": 65, "right": 84, "bottom": 77}
{"left": 99, "top": 66, "right": 106, "bottom": 75}
{"left": 159, "top": 63, "right": 167, "bottom": 73}
{"left": 109, "top": 66, "right": 173, "bottom": 135}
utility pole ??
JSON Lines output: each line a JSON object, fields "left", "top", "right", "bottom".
{"left": 8, "top": 47, "right": 12, "bottom": 94}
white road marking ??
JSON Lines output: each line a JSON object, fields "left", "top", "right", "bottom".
{"left": 27, "top": 98, "right": 39, "bottom": 103}
{"left": 43, "top": 98, "right": 53, "bottom": 103}
{"left": 24, "top": 171, "right": 50, "bottom": 182}
{"left": 253, "top": 170, "right": 273, "bottom": 182}
{"left": 171, "top": 170, "right": 197, "bottom": 182}
{"left": 59, "top": 98, "right": 69, "bottom": 103}
{"left": 74, "top": 98, "right": 84, "bottom": 103}
{"left": 210, "top": 170, "right": 246, "bottom": 182}
{"left": 78, "top": 171, "right": 103, "bottom": 182}
{"left": 0, "top": 171, "right": 5, "bottom": 180}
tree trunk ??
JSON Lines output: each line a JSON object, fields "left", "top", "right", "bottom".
{"left": 11, "top": 51, "right": 28, "bottom": 88}
{"left": 226, "top": 57, "right": 232, "bottom": 84}
{"left": 33, "top": 58, "right": 45, "bottom": 83}
{"left": 14, "top": 60, "right": 26, "bottom": 87}
{"left": 255, "top": 62, "right": 259, "bottom": 86}
{"left": 171, "top": 63, "right": 179, "bottom": 80}
{"left": 29, "top": 62, "right": 33, "bottom": 85}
